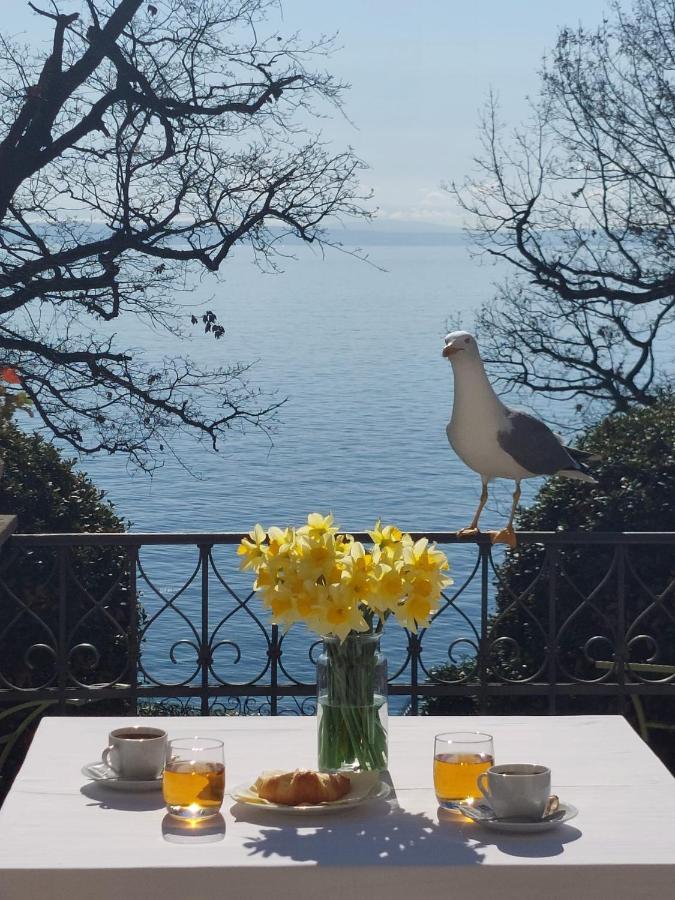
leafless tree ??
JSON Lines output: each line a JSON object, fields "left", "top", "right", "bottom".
{"left": 0, "top": 0, "right": 368, "bottom": 468}
{"left": 454, "top": 0, "right": 675, "bottom": 415}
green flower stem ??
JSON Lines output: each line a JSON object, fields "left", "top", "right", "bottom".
{"left": 318, "top": 634, "right": 388, "bottom": 772}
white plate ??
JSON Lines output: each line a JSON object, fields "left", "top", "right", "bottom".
{"left": 476, "top": 801, "right": 578, "bottom": 833}
{"left": 82, "top": 761, "right": 163, "bottom": 792}
{"left": 230, "top": 772, "right": 390, "bottom": 815}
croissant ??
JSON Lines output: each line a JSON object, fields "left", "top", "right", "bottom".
{"left": 255, "top": 769, "right": 351, "bottom": 805}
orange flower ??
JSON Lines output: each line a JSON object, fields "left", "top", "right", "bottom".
{"left": 0, "top": 367, "right": 20, "bottom": 384}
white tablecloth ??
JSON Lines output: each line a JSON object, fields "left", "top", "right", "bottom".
{"left": 0, "top": 715, "right": 673, "bottom": 899}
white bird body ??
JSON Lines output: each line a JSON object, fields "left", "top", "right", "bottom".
{"left": 446, "top": 355, "right": 533, "bottom": 481}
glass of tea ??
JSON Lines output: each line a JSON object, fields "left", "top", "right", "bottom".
{"left": 163, "top": 737, "right": 225, "bottom": 819}
{"left": 433, "top": 731, "right": 494, "bottom": 809}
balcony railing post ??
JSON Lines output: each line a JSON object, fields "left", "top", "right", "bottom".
{"left": 270, "top": 624, "right": 279, "bottom": 716}
{"left": 128, "top": 545, "right": 139, "bottom": 714}
{"left": 547, "top": 546, "right": 559, "bottom": 714}
{"left": 199, "top": 544, "right": 212, "bottom": 716}
{"left": 57, "top": 547, "right": 67, "bottom": 714}
{"left": 616, "top": 545, "right": 627, "bottom": 715}
{"left": 409, "top": 632, "right": 420, "bottom": 716}
{"left": 478, "top": 543, "right": 490, "bottom": 714}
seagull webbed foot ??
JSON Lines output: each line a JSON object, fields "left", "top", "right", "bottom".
{"left": 456, "top": 526, "right": 482, "bottom": 539}
{"left": 489, "top": 526, "right": 518, "bottom": 548}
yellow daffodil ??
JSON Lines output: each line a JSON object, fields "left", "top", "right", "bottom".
{"left": 341, "top": 542, "right": 377, "bottom": 600}
{"left": 394, "top": 592, "right": 437, "bottom": 632}
{"left": 295, "top": 580, "right": 325, "bottom": 622}
{"left": 367, "top": 562, "right": 404, "bottom": 614}
{"left": 335, "top": 532, "right": 355, "bottom": 552}
{"left": 403, "top": 536, "right": 451, "bottom": 573}
{"left": 278, "top": 568, "right": 306, "bottom": 596}
{"left": 315, "top": 584, "right": 369, "bottom": 641}
{"left": 266, "top": 525, "right": 294, "bottom": 556}
{"left": 296, "top": 532, "right": 337, "bottom": 581}
{"left": 266, "top": 585, "right": 298, "bottom": 629}
{"left": 237, "top": 523, "right": 267, "bottom": 571}
{"left": 368, "top": 519, "right": 403, "bottom": 548}
{"left": 408, "top": 575, "right": 435, "bottom": 601}
{"left": 298, "top": 512, "right": 338, "bottom": 540}
{"left": 253, "top": 566, "right": 278, "bottom": 591}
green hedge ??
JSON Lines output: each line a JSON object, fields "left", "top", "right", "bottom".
{"left": 0, "top": 422, "right": 133, "bottom": 801}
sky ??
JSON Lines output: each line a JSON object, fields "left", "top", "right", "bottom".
{"left": 7, "top": 0, "right": 612, "bottom": 226}
{"left": 280, "top": 0, "right": 612, "bottom": 225}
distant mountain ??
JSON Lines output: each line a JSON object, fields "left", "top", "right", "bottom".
{"left": 13, "top": 219, "right": 466, "bottom": 249}
{"left": 315, "top": 220, "right": 465, "bottom": 247}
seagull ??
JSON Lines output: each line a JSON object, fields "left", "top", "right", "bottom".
{"left": 442, "top": 331, "right": 596, "bottom": 546}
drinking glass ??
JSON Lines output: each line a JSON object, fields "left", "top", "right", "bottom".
{"left": 433, "top": 731, "right": 494, "bottom": 808}
{"left": 163, "top": 737, "right": 225, "bottom": 819}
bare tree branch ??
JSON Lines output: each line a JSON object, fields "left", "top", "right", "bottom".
{"left": 453, "top": 0, "right": 675, "bottom": 414}
{"left": 0, "top": 0, "right": 370, "bottom": 469}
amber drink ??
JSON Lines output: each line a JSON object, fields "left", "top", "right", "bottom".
{"left": 433, "top": 732, "right": 494, "bottom": 808}
{"left": 163, "top": 737, "right": 224, "bottom": 819}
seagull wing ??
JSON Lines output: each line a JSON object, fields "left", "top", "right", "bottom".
{"left": 553, "top": 431, "right": 602, "bottom": 463}
{"left": 497, "top": 409, "right": 581, "bottom": 476}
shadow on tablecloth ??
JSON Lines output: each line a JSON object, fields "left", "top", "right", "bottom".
{"left": 80, "top": 782, "right": 165, "bottom": 812}
{"left": 230, "top": 782, "right": 582, "bottom": 867}
{"left": 468, "top": 824, "right": 583, "bottom": 859}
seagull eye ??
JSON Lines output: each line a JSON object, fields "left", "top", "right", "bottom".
{"left": 464, "top": 337, "right": 471, "bottom": 344}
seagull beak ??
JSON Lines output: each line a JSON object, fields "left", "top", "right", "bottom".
{"left": 442, "top": 343, "right": 462, "bottom": 358}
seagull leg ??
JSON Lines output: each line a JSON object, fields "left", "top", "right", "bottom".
{"left": 491, "top": 481, "right": 521, "bottom": 548}
{"left": 457, "top": 480, "right": 489, "bottom": 538}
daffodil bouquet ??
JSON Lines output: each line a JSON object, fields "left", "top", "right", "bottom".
{"left": 238, "top": 514, "right": 452, "bottom": 771}
{"left": 237, "top": 513, "right": 453, "bottom": 640}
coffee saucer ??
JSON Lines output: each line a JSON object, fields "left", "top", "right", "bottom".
{"left": 82, "top": 761, "right": 163, "bottom": 792}
{"left": 455, "top": 799, "right": 578, "bottom": 832}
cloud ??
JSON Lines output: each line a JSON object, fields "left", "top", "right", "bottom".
{"left": 376, "top": 187, "right": 464, "bottom": 227}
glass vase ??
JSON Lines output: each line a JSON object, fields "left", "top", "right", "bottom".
{"left": 317, "top": 633, "right": 388, "bottom": 772}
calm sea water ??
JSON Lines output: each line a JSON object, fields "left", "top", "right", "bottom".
{"left": 79, "top": 233, "right": 541, "bottom": 702}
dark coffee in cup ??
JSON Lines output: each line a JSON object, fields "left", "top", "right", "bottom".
{"left": 114, "top": 730, "right": 164, "bottom": 740}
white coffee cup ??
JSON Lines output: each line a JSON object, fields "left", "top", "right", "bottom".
{"left": 477, "top": 763, "right": 551, "bottom": 819}
{"left": 101, "top": 726, "right": 167, "bottom": 779}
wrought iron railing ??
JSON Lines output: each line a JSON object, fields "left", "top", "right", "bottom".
{"left": 0, "top": 531, "right": 674, "bottom": 724}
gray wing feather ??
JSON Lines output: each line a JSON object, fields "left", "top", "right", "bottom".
{"left": 497, "top": 410, "right": 579, "bottom": 475}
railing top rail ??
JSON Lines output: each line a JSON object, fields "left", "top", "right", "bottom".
{"left": 6, "top": 530, "right": 675, "bottom": 547}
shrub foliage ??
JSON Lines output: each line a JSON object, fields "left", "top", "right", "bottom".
{"left": 0, "top": 421, "right": 132, "bottom": 689}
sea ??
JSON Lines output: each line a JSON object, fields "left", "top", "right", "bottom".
{"left": 76, "top": 229, "right": 549, "bottom": 703}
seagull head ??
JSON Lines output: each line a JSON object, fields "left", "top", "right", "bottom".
{"left": 442, "top": 331, "right": 481, "bottom": 362}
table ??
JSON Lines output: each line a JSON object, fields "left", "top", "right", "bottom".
{"left": 0, "top": 715, "right": 673, "bottom": 899}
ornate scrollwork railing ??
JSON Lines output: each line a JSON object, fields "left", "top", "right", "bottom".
{"left": 0, "top": 531, "right": 673, "bottom": 720}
